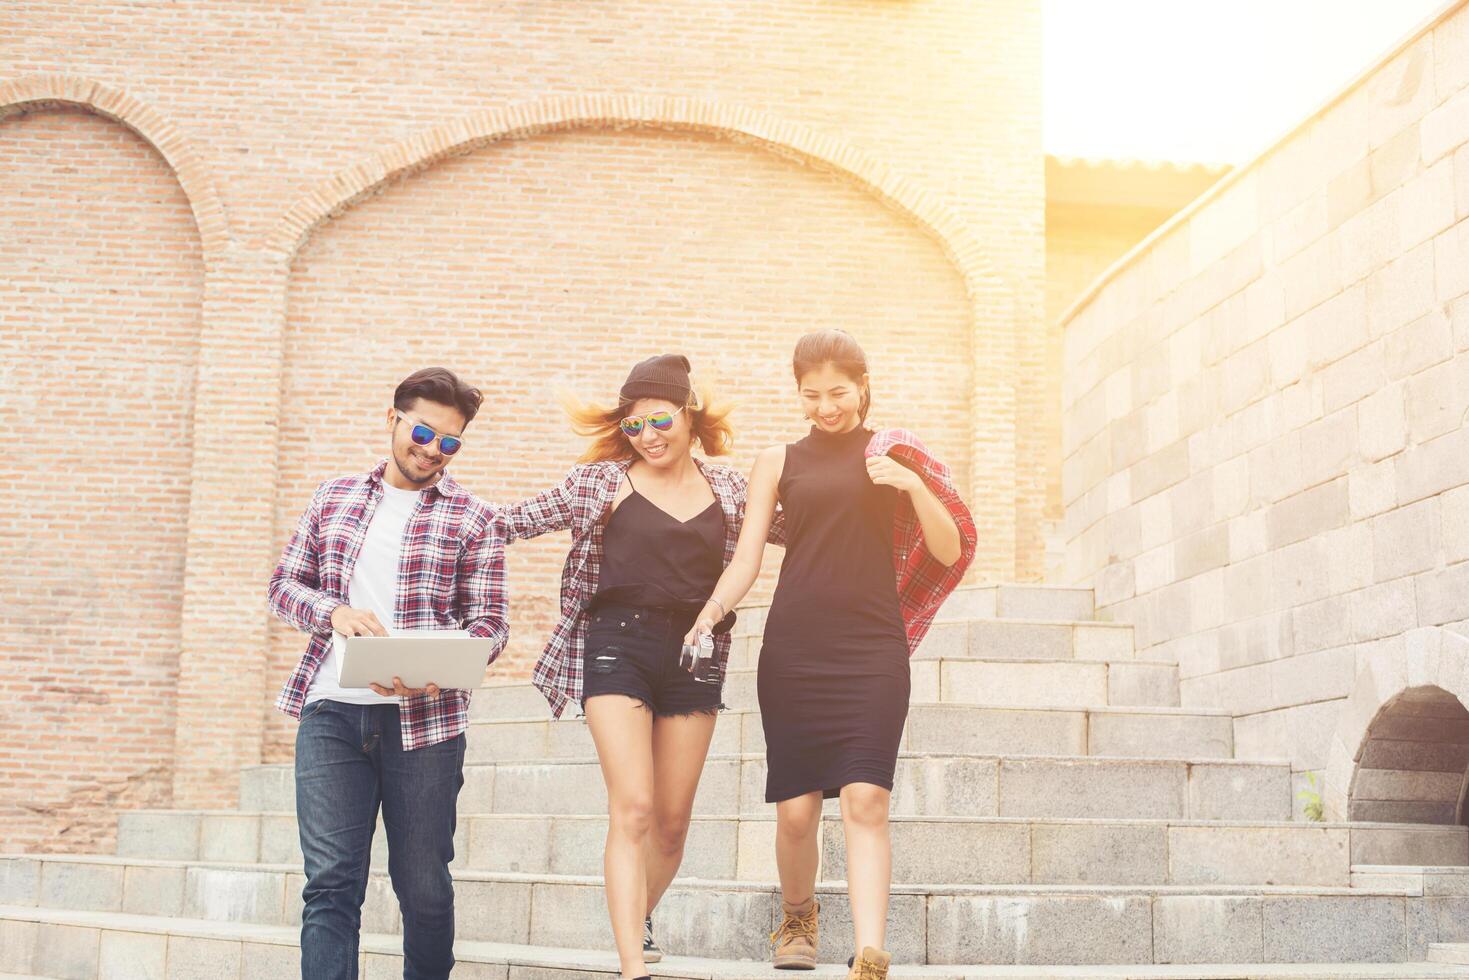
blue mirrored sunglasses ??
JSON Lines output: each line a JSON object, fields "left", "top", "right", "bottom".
{"left": 395, "top": 411, "right": 464, "bottom": 456}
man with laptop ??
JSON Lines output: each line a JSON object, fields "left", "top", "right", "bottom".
{"left": 267, "top": 366, "right": 508, "bottom": 980}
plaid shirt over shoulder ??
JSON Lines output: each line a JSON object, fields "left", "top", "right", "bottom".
{"left": 503, "top": 457, "right": 761, "bottom": 718}
{"left": 268, "top": 459, "right": 509, "bottom": 749}
{"left": 865, "top": 428, "right": 977, "bottom": 653}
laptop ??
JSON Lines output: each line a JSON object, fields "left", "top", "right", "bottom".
{"left": 338, "top": 629, "right": 493, "bottom": 690}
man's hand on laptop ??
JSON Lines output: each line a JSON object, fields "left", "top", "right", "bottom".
{"left": 330, "top": 608, "right": 441, "bottom": 698}
{"left": 369, "top": 676, "right": 442, "bottom": 699}
{"left": 331, "top": 605, "right": 388, "bottom": 638}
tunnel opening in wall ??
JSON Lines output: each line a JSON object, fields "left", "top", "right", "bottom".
{"left": 1350, "top": 687, "right": 1469, "bottom": 826}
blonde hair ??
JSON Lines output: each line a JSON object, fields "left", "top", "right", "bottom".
{"left": 563, "top": 378, "right": 735, "bottom": 464}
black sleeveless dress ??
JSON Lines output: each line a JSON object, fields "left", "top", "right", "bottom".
{"left": 757, "top": 424, "right": 910, "bottom": 802}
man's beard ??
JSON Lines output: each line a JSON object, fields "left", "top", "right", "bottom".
{"left": 393, "top": 448, "right": 441, "bottom": 486}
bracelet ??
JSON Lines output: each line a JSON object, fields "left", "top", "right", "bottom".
{"left": 704, "top": 597, "right": 727, "bottom": 618}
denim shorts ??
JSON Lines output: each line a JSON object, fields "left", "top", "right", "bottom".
{"left": 581, "top": 601, "right": 725, "bottom": 716}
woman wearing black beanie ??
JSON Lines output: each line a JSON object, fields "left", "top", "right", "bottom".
{"left": 501, "top": 353, "right": 751, "bottom": 980}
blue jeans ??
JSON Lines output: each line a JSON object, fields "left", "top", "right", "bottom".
{"left": 294, "top": 700, "right": 466, "bottom": 980}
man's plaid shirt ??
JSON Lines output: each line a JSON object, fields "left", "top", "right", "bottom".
{"left": 268, "top": 459, "right": 509, "bottom": 749}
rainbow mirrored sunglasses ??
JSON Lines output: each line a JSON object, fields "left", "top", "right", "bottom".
{"left": 619, "top": 405, "right": 686, "bottom": 438}
{"left": 395, "top": 411, "right": 464, "bottom": 456}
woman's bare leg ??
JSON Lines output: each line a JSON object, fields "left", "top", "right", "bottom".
{"left": 775, "top": 790, "right": 824, "bottom": 904}
{"left": 586, "top": 695, "right": 656, "bottom": 979}
{"left": 643, "top": 710, "right": 719, "bottom": 911}
{"left": 839, "top": 782, "right": 892, "bottom": 954}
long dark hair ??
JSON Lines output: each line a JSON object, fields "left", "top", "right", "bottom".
{"left": 792, "top": 329, "right": 871, "bottom": 422}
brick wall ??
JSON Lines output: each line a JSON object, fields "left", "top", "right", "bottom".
{"left": 0, "top": 108, "right": 204, "bottom": 851}
{"left": 0, "top": 0, "right": 1043, "bottom": 851}
{"left": 266, "top": 127, "right": 976, "bottom": 761}
{"left": 1060, "top": 1, "right": 1469, "bottom": 815}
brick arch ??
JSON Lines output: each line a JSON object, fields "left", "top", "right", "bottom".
{"left": 0, "top": 72, "right": 231, "bottom": 255}
{"left": 267, "top": 93, "right": 1021, "bottom": 576}
{"left": 265, "top": 95, "right": 998, "bottom": 291}
{"left": 1325, "top": 627, "right": 1469, "bottom": 823}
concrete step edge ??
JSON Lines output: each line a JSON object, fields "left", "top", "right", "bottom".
{"left": 1354, "top": 865, "right": 1469, "bottom": 874}
{"left": 9, "top": 903, "right": 1465, "bottom": 979}
{"left": 242, "top": 750, "right": 1292, "bottom": 773}
{"left": 1431, "top": 943, "right": 1469, "bottom": 965}
{"left": 0, "top": 868, "right": 1432, "bottom": 899}
{"left": 487, "top": 655, "right": 1172, "bottom": 677}
{"left": 460, "top": 702, "right": 1240, "bottom": 723}
{"left": 741, "top": 582, "right": 1099, "bottom": 604}
{"left": 243, "top": 752, "right": 1275, "bottom": 775}
{"left": 106, "top": 811, "right": 1421, "bottom": 828}
{"left": 727, "top": 614, "right": 1130, "bottom": 631}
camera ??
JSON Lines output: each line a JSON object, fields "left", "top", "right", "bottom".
{"left": 680, "top": 631, "right": 719, "bottom": 684}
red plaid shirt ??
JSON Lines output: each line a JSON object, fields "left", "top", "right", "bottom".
{"left": 866, "top": 428, "right": 978, "bottom": 652}
{"left": 268, "top": 459, "right": 509, "bottom": 749}
{"left": 503, "top": 458, "right": 765, "bottom": 718}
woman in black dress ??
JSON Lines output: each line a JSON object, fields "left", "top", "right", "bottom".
{"left": 685, "top": 331, "right": 964, "bottom": 979}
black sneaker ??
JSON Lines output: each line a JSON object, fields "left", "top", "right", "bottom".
{"left": 643, "top": 916, "right": 662, "bottom": 963}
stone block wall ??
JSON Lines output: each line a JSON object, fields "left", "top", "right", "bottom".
{"left": 1061, "top": 0, "right": 1469, "bottom": 805}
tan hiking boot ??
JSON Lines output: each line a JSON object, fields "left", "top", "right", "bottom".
{"left": 846, "top": 946, "right": 892, "bottom": 980}
{"left": 771, "top": 896, "right": 819, "bottom": 969}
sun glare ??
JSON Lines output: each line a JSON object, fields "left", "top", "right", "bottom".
{"left": 1045, "top": 0, "right": 1449, "bottom": 164}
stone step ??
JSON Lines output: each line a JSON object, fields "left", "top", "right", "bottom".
{"left": 5, "top": 899, "right": 1463, "bottom": 975}
{"left": 99, "top": 813, "right": 1464, "bottom": 886}
{"left": 935, "top": 583, "right": 1099, "bottom": 624}
{"left": 749, "top": 656, "right": 1176, "bottom": 710}
{"left": 912, "top": 618, "right": 1138, "bottom": 661}
{"left": 729, "top": 583, "right": 1100, "bottom": 638}
{"left": 707, "top": 620, "right": 1137, "bottom": 670}
{"left": 1353, "top": 865, "right": 1469, "bottom": 894}
{"left": 1435, "top": 944, "right": 1469, "bottom": 965}
{"left": 235, "top": 752, "right": 1291, "bottom": 821}
{"left": 2, "top": 869, "right": 1457, "bottom": 969}
{"left": 462, "top": 701, "right": 1236, "bottom": 761}
{"left": 724, "top": 617, "right": 1136, "bottom": 663}
{"left": 474, "top": 656, "right": 1178, "bottom": 718}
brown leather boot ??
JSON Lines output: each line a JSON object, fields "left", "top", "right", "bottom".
{"left": 846, "top": 946, "right": 892, "bottom": 980}
{"left": 771, "top": 896, "right": 819, "bottom": 969}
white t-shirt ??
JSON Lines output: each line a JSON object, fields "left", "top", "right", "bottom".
{"left": 306, "top": 482, "right": 421, "bottom": 706}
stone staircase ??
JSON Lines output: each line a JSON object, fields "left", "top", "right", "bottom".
{"left": 5, "top": 584, "right": 1469, "bottom": 978}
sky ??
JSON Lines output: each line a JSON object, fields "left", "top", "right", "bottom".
{"left": 1044, "top": 0, "right": 1448, "bottom": 164}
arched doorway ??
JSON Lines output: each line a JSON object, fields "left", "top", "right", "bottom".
{"left": 1349, "top": 687, "right": 1469, "bottom": 824}
{"left": 1326, "top": 627, "right": 1469, "bottom": 826}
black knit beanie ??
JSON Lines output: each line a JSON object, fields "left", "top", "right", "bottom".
{"left": 619, "top": 354, "right": 692, "bottom": 404}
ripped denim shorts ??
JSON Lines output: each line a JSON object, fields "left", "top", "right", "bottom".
{"left": 580, "top": 601, "right": 725, "bottom": 716}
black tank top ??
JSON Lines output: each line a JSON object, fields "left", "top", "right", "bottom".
{"left": 761, "top": 424, "right": 907, "bottom": 654}
{"left": 592, "top": 471, "right": 726, "bottom": 611}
